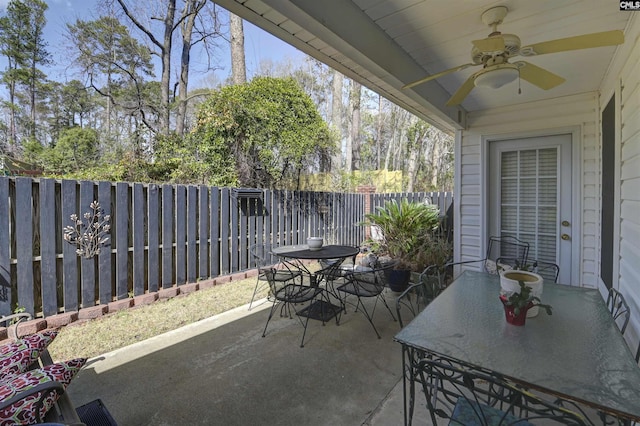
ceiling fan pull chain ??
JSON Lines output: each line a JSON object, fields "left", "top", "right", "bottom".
{"left": 518, "top": 71, "right": 522, "bottom": 94}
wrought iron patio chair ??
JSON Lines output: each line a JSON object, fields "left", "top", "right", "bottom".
{"left": 395, "top": 264, "right": 447, "bottom": 328}
{"left": 261, "top": 268, "right": 324, "bottom": 348}
{"left": 415, "top": 357, "right": 587, "bottom": 425}
{"left": 336, "top": 262, "right": 396, "bottom": 338}
{"left": 248, "top": 243, "right": 302, "bottom": 310}
{"left": 447, "top": 235, "right": 530, "bottom": 276}
{"left": 606, "top": 287, "right": 630, "bottom": 335}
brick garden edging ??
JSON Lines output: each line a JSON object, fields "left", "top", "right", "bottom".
{"left": 0, "top": 269, "right": 258, "bottom": 343}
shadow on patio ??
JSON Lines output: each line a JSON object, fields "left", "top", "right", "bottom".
{"left": 67, "top": 292, "right": 426, "bottom": 425}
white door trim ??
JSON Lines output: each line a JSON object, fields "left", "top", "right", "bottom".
{"left": 480, "top": 126, "right": 582, "bottom": 284}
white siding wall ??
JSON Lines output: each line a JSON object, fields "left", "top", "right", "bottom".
{"left": 456, "top": 92, "right": 598, "bottom": 285}
{"left": 610, "top": 14, "right": 640, "bottom": 354}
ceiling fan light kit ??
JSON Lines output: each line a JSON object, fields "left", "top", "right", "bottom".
{"left": 403, "top": 5, "right": 625, "bottom": 106}
{"left": 474, "top": 64, "right": 518, "bottom": 89}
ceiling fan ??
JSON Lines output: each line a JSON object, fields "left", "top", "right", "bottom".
{"left": 402, "top": 6, "right": 624, "bottom": 106}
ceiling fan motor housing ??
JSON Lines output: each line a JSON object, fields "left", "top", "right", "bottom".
{"left": 472, "top": 34, "right": 521, "bottom": 64}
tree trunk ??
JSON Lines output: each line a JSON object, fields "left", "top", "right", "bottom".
{"left": 116, "top": 0, "right": 175, "bottom": 136}
{"left": 176, "top": 0, "right": 206, "bottom": 137}
{"left": 349, "top": 80, "right": 362, "bottom": 171}
{"left": 230, "top": 13, "right": 246, "bottom": 85}
{"left": 330, "top": 70, "right": 343, "bottom": 171}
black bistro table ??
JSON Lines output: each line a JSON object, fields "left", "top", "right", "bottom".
{"left": 272, "top": 244, "right": 360, "bottom": 321}
{"left": 394, "top": 270, "right": 640, "bottom": 425}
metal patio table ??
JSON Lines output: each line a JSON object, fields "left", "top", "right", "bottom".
{"left": 394, "top": 270, "right": 640, "bottom": 425}
{"left": 272, "top": 244, "right": 360, "bottom": 322}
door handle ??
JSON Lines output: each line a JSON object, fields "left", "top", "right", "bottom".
{"left": 561, "top": 234, "right": 570, "bottom": 241}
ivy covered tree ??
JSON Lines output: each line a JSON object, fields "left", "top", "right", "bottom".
{"left": 189, "top": 76, "right": 335, "bottom": 188}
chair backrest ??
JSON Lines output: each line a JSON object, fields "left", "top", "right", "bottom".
{"left": 416, "top": 357, "right": 586, "bottom": 425}
{"left": 495, "top": 257, "right": 560, "bottom": 283}
{"left": 606, "top": 288, "right": 630, "bottom": 335}
{"left": 349, "top": 262, "right": 394, "bottom": 294}
{"left": 484, "top": 236, "right": 530, "bottom": 274}
{"left": 250, "top": 243, "right": 280, "bottom": 268}
{"left": 396, "top": 265, "right": 446, "bottom": 328}
{"left": 531, "top": 260, "right": 560, "bottom": 283}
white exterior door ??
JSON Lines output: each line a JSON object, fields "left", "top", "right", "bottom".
{"left": 489, "top": 134, "right": 573, "bottom": 284}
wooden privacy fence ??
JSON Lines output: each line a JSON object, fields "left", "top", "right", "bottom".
{"left": 0, "top": 176, "right": 452, "bottom": 318}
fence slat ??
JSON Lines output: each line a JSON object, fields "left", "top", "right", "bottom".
{"left": 175, "top": 185, "right": 186, "bottom": 285}
{"left": 133, "top": 183, "right": 145, "bottom": 296}
{"left": 210, "top": 188, "right": 220, "bottom": 277}
{"left": 220, "top": 188, "right": 230, "bottom": 275}
{"left": 61, "top": 180, "right": 78, "bottom": 312}
{"left": 15, "top": 178, "right": 35, "bottom": 316}
{"left": 39, "top": 179, "right": 57, "bottom": 316}
{"left": 147, "top": 184, "right": 160, "bottom": 293}
{"left": 162, "top": 184, "right": 174, "bottom": 288}
{"left": 187, "top": 186, "right": 197, "bottom": 283}
{"left": 115, "top": 182, "right": 129, "bottom": 300}
{"left": 98, "top": 181, "right": 113, "bottom": 303}
{"left": 80, "top": 181, "right": 95, "bottom": 307}
{"left": 199, "top": 186, "right": 208, "bottom": 280}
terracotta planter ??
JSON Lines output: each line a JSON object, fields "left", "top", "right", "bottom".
{"left": 499, "top": 295, "right": 532, "bottom": 326}
{"left": 499, "top": 270, "right": 544, "bottom": 317}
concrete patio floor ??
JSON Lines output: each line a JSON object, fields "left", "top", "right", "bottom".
{"left": 68, "top": 291, "right": 431, "bottom": 425}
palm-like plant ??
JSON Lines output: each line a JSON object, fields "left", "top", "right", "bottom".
{"left": 365, "top": 199, "right": 447, "bottom": 271}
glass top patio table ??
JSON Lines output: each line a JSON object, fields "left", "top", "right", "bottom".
{"left": 394, "top": 270, "right": 640, "bottom": 422}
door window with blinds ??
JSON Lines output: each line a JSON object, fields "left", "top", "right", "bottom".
{"left": 489, "top": 134, "right": 572, "bottom": 283}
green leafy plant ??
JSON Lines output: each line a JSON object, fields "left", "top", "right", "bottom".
{"left": 500, "top": 281, "right": 553, "bottom": 316}
{"left": 364, "top": 199, "right": 450, "bottom": 271}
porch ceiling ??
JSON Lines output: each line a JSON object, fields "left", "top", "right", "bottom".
{"left": 214, "top": 0, "right": 630, "bottom": 132}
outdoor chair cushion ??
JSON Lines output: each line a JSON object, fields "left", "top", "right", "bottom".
{"left": 0, "top": 330, "right": 58, "bottom": 381}
{"left": 0, "top": 358, "right": 86, "bottom": 425}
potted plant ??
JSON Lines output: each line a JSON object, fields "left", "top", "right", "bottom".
{"left": 499, "top": 281, "right": 552, "bottom": 326}
{"left": 364, "top": 199, "right": 450, "bottom": 292}
{"left": 499, "top": 263, "right": 543, "bottom": 317}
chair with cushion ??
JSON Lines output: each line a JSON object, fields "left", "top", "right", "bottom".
{"left": 0, "top": 313, "right": 116, "bottom": 425}
{"left": 336, "top": 262, "right": 397, "bottom": 338}
{"left": 606, "top": 288, "right": 630, "bottom": 335}
{"left": 415, "top": 357, "right": 587, "bottom": 425}
{"left": 395, "top": 264, "right": 446, "bottom": 329}
{"left": 261, "top": 268, "right": 324, "bottom": 348}
{"left": 248, "top": 244, "right": 302, "bottom": 310}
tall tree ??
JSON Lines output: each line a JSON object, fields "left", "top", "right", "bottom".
{"left": 347, "top": 80, "right": 362, "bottom": 171}
{"left": 0, "top": 0, "right": 50, "bottom": 143}
{"left": 330, "top": 70, "right": 343, "bottom": 171}
{"left": 229, "top": 13, "right": 246, "bottom": 85}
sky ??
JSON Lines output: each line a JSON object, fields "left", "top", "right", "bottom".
{"left": 0, "top": 0, "right": 307, "bottom": 86}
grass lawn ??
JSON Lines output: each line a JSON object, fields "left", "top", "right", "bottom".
{"left": 48, "top": 276, "right": 267, "bottom": 362}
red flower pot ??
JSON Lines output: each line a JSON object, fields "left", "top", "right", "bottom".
{"left": 499, "top": 295, "right": 532, "bottom": 326}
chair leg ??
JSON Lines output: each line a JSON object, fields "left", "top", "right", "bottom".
{"left": 262, "top": 300, "right": 280, "bottom": 338}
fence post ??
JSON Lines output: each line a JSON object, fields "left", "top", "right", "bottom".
{"left": 357, "top": 185, "right": 376, "bottom": 239}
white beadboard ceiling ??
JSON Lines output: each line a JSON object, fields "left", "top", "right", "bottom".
{"left": 214, "top": 0, "right": 630, "bottom": 131}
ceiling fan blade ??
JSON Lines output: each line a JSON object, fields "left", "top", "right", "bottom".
{"left": 520, "top": 30, "right": 624, "bottom": 56}
{"left": 472, "top": 36, "right": 505, "bottom": 53}
{"left": 402, "top": 63, "right": 477, "bottom": 89}
{"left": 446, "top": 75, "right": 476, "bottom": 106}
{"left": 517, "top": 61, "right": 565, "bottom": 90}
